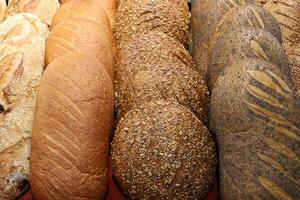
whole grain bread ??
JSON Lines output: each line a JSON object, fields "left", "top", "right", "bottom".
{"left": 210, "top": 58, "right": 300, "bottom": 199}
{"left": 30, "top": 53, "right": 114, "bottom": 200}
{"left": 112, "top": 100, "right": 216, "bottom": 200}
{"left": 0, "top": 13, "right": 49, "bottom": 199}
{"left": 115, "top": 0, "right": 189, "bottom": 46}
{"left": 5, "top": 0, "right": 60, "bottom": 24}
{"left": 191, "top": 0, "right": 254, "bottom": 77}
{"left": 207, "top": 27, "right": 291, "bottom": 90}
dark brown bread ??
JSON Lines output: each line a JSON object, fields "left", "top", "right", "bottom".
{"left": 112, "top": 100, "right": 216, "bottom": 200}
{"left": 207, "top": 27, "right": 290, "bottom": 90}
{"left": 191, "top": 0, "right": 255, "bottom": 77}
{"left": 115, "top": 0, "right": 189, "bottom": 46}
{"left": 115, "top": 31, "right": 195, "bottom": 117}
{"left": 121, "top": 64, "right": 209, "bottom": 124}
{"left": 30, "top": 53, "right": 114, "bottom": 200}
{"left": 210, "top": 58, "right": 300, "bottom": 199}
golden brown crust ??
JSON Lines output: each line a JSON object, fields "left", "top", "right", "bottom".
{"left": 45, "top": 18, "right": 114, "bottom": 79}
{"left": 115, "top": 0, "right": 189, "bottom": 46}
{"left": 30, "top": 53, "right": 114, "bottom": 200}
{"left": 5, "top": 0, "right": 60, "bottom": 25}
{"left": 0, "top": 0, "right": 6, "bottom": 21}
{"left": 112, "top": 100, "right": 216, "bottom": 200}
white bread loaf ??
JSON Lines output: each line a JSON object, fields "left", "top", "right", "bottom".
{"left": 30, "top": 53, "right": 114, "bottom": 200}
{"left": 5, "top": 0, "right": 60, "bottom": 24}
{"left": 0, "top": 0, "right": 6, "bottom": 21}
{"left": 0, "top": 13, "right": 49, "bottom": 199}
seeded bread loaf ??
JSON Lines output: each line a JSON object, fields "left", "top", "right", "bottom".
{"left": 5, "top": 0, "right": 60, "bottom": 24}
{"left": 256, "top": 0, "right": 300, "bottom": 94}
{"left": 112, "top": 100, "right": 216, "bottom": 200}
{"left": 115, "top": 0, "right": 189, "bottom": 46}
{"left": 115, "top": 31, "right": 195, "bottom": 116}
{"left": 207, "top": 28, "right": 291, "bottom": 90}
{"left": 210, "top": 58, "right": 300, "bottom": 199}
{"left": 0, "top": 0, "right": 6, "bottom": 21}
{"left": 121, "top": 64, "right": 209, "bottom": 124}
{"left": 191, "top": 0, "right": 254, "bottom": 77}
{"left": 0, "top": 13, "right": 49, "bottom": 199}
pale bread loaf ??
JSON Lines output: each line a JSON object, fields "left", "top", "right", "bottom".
{"left": 0, "top": 13, "right": 49, "bottom": 199}
{"left": 5, "top": 0, "right": 60, "bottom": 24}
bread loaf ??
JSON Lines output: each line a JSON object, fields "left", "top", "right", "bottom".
{"left": 45, "top": 18, "right": 114, "bottom": 79}
{"left": 256, "top": 0, "right": 300, "bottom": 94}
{"left": 30, "top": 53, "right": 114, "bottom": 200}
{"left": 5, "top": 0, "right": 60, "bottom": 24}
{"left": 115, "top": 31, "right": 194, "bottom": 115}
{"left": 0, "top": 0, "right": 6, "bottom": 21}
{"left": 115, "top": 0, "right": 189, "bottom": 46}
{"left": 191, "top": 0, "right": 254, "bottom": 77}
{"left": 210, "top": 58, "right": 300, "bottom": 199}
{"left": 121, "top": 64, "right": 209, "bottom": 124}
{"left": 112, "top": 100, "right": 216, "bottom": 200}
{"left": 0, "top": 13, "right": 49, "bottom": 199}
{"left": 207, "top": 28, "right": 291, "bottom": 90}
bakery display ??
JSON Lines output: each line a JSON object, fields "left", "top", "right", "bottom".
{"left": 30, "top": 54, "right": 114, "bottom": 200}
{"left": 5, "top": 0, "right": 60, "bottom": 24}
{"left": 0, "top": 13, "right": 49, "bottom": 199}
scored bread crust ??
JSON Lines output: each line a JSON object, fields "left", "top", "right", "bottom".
{"left": 115, "top": 0, "right": 189, "bottom": 46}
{"left": 191, "top": 0, "right": 254, "bottom": 77}
{"left": 0, "top": 13, "right": 49, "bottom": 199}
{"left": 112, "top": 100, "right": 216, "bottom": 200}
{"left": 207, "top": 27, "right": 291, "bottom": 91}
{"left": 30, "top": 53, "right": 114, "bottom": 200}
{"left": 0, "top": 0, "right": 6, "bottom": 21}
{"left": 115, "top": 31, "right": 195, "bottom": 117}
{"left": 5, "top": 0, "right": 60, "bottom": 25}
{"left": 210, "top": 58, "right": 300, "bottom": 199}
{"left": 45, "top": 18, "right": 114, "bottom": 79}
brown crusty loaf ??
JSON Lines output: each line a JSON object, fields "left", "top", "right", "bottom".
{"left": 210, "top": 58, "right": 300, "bottom": 199}
{"left": 45, "top": 18, "right": 114, "bottom": 79}
{"left": 115, "top": 31, "right": 194, "bottom": 115}
{"left": 121, "top": 64, "right": 209, "bottom": 124}
{"left": 0, "top": 13, "right": 49, "bottom": 199}
{"left": 256, "top": 0, "right": 300, "bottom": 94}
{"left": 30, "top": 53, "right": 114, "bottom": 200}
{"left": 112, "top": 100, "right": 216, "bottom": 200}
{"left": 191, "top": 0, "right": 254, "bottom": 77}
{"left": 0, "top": 0, "right": 6, "bottom": 21}
{"left": 115, "top": 0, "right": 189, "bottom": 46}
{"left": 5, "top": 0, "right": 60, "bottom": 24}
{"left": 207, "top": 27, "right": 291, "bottom": 90}
{"left": 209, "top": 3, "right": 282, "bottom": 60}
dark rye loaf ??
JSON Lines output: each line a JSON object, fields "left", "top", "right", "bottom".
{"left": 207, "top": 27, "right": 290, "bottom": 90}
{"left": 112, "top": 100, "right": 216, "bottom": 200}
{"left": 210, "top": 58, "right": 300, "bottom": 199}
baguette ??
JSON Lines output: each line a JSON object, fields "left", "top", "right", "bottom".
{"left": 30, "top": 53, "right": 114, "bottom": 200}
{"left": 112, "top": 100, "right": 216, "bottom": 200}
{"left": 5, "top": 0, "right": 60, "bottom": 24}
{"left": 0, "top": 13, "right": 49, "bottom": 199}
{"left": 210, "top": 58, "right": 300, "bottom": 199}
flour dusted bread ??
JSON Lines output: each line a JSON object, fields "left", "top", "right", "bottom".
{"left": 0, "top": 0, "right": 6, "bottom": 21}
{"left": 115, "top": 0, "right": 189, "bottom": 46}
{"left": 30, "top": 53, "right": 114, "bottom": 200}
{"left": 210, "top": 58, "right": 300, "bottom": 199}
{"left": 112, "top": 100, "right": 216, "bottom": 200}
{"left": 0, "top": 13, "right": 49, "bottom": 199}
{"left": 207, "top": 28, "right": 290, "bottom": 90}
{"left": 5, "top": 0, "right": 60, "bottom": 24}
{"left": 191, "top": 0, "right": 254, "bottom": 76}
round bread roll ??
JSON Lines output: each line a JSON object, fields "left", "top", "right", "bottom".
{"left": 115, "top": 0, "right": 189, "bottom": 46}
{"left": 112, "top": 100, "right": 216, "bottom": 200}
{"left": 120, "top": 64, "right": 209, "bottom": 124}
{"left": 191, "top": 0, "right": 254, "bottom": 77}
{"left": 207, "top": 27, "right": 291, "bottom": 90}
{"left": 209, "top": 3, "right": 282, "bottom": 59}
{"left": 45, "top": 18, "right": 114, "bottom": 79}
{"left": 115, "top": 31, "right": 195, "bottom": 113}
{"left": 5, "top": 0, "right": 60, "bottom": 25}
{"left": 210, "top": 58, "right": 300, "bottom": 199}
